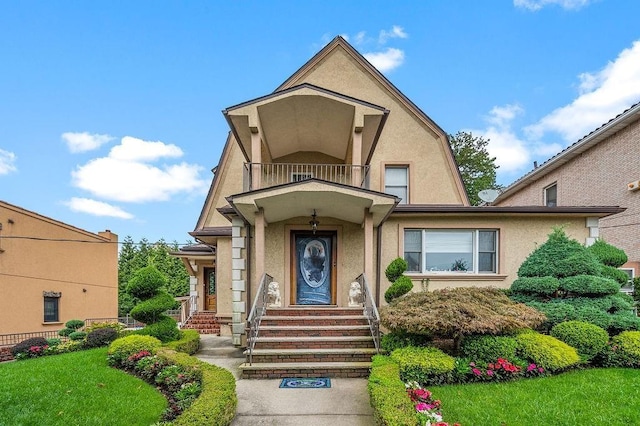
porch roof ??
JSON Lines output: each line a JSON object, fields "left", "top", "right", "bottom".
{"left": 226, "top": 178, "right": 400, "bottom": 226}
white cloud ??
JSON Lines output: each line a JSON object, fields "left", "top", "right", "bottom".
{"left": 62, "top": 132, "right": 114, "bottom": 153}
{"left": 526, "top": 40, "right": 640, "bottom": 143}
{"left": 71, "top": 136, "right": 208, "bottom": 203}
{"left": 379, "top": 26, "right": 408, "bottom": 44}
{"left": 65, "top": 197, "right": 134, "bottom": 219}
{"left": 0, "top": 149, "right": 17, "bottom": 175}
{"left": 364, "top": 48, "right": 405, "bottom": 73}
{"left": 514, "top": 0, "right": 591, "bottom": 11}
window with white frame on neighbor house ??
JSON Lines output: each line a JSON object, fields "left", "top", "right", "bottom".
{"left": 545, "top": 183, "right": 557, "bottom": 207}
{"left": 385, "top": 166, "right": 408, "bottom": 204}
{"left": 44, "top": 296, "right": 59, "bottom": 322}
{"left": 404, "top": 229, "right": 498, "bottom": 273}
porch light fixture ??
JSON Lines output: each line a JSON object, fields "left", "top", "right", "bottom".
{"left": 309, "top": 210, "right": 319, "bottom": 234}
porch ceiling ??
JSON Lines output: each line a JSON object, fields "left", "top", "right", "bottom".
{"left": 227, "top": 179, "right": 399, "bottom": 226}
{"left": 223, "top": 84, "right": 388, "bottom": 163}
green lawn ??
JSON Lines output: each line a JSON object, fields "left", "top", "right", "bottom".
{"left": 0, "top": 348, "right": 166, "bottom": 426}
{"left": 431, "top": 368, "right": 640, "bottom": 425}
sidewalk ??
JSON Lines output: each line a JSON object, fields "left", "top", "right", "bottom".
{"left": 195, "top": 335, "right": 375, "bottom": 425}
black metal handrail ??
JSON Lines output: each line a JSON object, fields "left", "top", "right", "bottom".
{"left": 246, "top": 273, "right": 273, "bottom": 365}
{"left": 357, "top": 273, "right": 380, "bottom": 352}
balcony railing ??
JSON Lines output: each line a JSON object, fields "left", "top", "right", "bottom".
{"left": 243, "top": 163, "right": 370, "bottom": 191}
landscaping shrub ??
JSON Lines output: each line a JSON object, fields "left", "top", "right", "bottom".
{"left": 517, "top": 228, "right": 587, "bottom": 278}
{"left": 608, "top": 314, "right": 640, "bottom": 335}
{"left": 460, "top": 335, "right": 518, "bottom": 363}
{"left": 367, "top": 355, "right": 416, "bottom": 426}
{"left": 165, "top": 330, "right": 200, "bottom": 355}
{"left": 69, "top": 331, "right": 88, "bottom": 341}
{"left": 587, "top": 239, "right": 628, "bottom": 267}
{"left": 554, "top": 251, "right": 601, "bottom": 278}
{"left": 157, "top": 349, "right": 237, "bottom": 426}
{"left": 574, "top": 306, "right": 611, "bottom": 330}
{"left": 610, "top": 331, "right": 640, "bottom": 367}
{"left": 550, "top": 321, "right": 608, "bottom": 360}
{"left": 384, "top": 275, "right": 413, "bottom": 304}
{"left": 385, "top": 257, "right": 408, "bottom": 283}
{"left": 85, "top": 327, "right": 119, "bottom": 348}
{"left": 600, "top": 264, "right": 630, "bottom": 285}
{"left": 515, "top": 331, "right": 580, "bottom": 371}
{"left": 510, "top": 276, "right": 560, "bottom": 296}
{"left": 137, "top": 316, "right": 180, "bottom": 343}
{"left": 381, "top": 331, "right": 432, "bottom": 353}
{"left": 85, "top": 321, "right": 125, "bottom": 335}
{"left": 107, "top": 335, "right": 162, "bottom": 367}
{"left": 559, "top": 275, "right": 619, "bottom": 296}
{"left": 391, "top": 346, "right": 455, "bottom": 385}
{"left": 130, "top": 292, "right": 176, "bottom": 324}
{"left": 526, "top": 301, "right": 576, "bottom": 332}
{"left": 10, "top": 337, "right": 48, "bottom": 357}
{"left": 606, "top": 293, "right": 635, "bottom": 312}
{"left": 58, "top": 319, "right": 85, "bottom": 338}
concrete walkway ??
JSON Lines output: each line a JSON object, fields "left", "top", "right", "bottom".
{"left": 195, "top": 335, "right": 375, "bottom": 425}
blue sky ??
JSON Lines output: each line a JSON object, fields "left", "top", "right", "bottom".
{"left": 2, "top": 0, "right": 640, "bottom": 245}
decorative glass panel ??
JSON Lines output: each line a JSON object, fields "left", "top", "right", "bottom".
{"left": 208, "top": 270, "right": 216, "bottom": 295}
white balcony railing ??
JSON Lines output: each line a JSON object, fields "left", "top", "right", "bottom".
{"left": 243, "top": 163, "right": 370, "bottom": 191}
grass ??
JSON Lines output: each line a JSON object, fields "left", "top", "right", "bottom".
{"left": 0, "top": 348, "right": 167, "bottom": 426}
{"left": 431, "top": 368, "right": 640, "bottom": 425}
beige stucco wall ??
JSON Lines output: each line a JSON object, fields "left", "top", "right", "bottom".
{"left": 496, "top": 119, "right": 640, "bottom": 268}
{"left": 0, "top": 203, "right": 118, "bottom": 334}
{"left": 378, "top": 215, "right": 591, "bottom": 303}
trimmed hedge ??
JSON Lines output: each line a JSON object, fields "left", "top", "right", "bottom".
{"left": 460, "top": 335, "right": 518, "bottom": 363}
{"left": 610, "top": 331, "right": 640, "bottom": 367}
{"left": 107, "top": 335, "right": 162, "bottom": 367}
{"left": 381, "top": 331, "right": 432, "bottom": 353}
{"left": 587, "top": 239, "right": 628, "bottom": 267}
{"left": 384, "top": 276, "right": 413, "bottom": 304}
{"left": 550, "top": 321, "right": 608, "bottom": 360}
{"left": 157, "top": 348, "right": 237, "bottom": 426}
{"left": 127, "top": 265, "right": 168, "bottom": 299}
{"left": 559, "top": 275, "right": 619, "bottom": 296}
{"left": 367, "top": 355, "right": 416, "bottom": 426}
{"left": 85, "top": 327, "right": 118, "bottom": 348}
{"left": 574, "top": 306, "right": 612, "bottom": 330}
{"left": 391, "top": 346, "right": 455, "bottom": 385}
{"left": 516, "top": 331, "right": 580, "bottom": 371}
{"left": 166, "top": 330, "right": 200, "bottom": 355}
{"left": 130, "top": 292, "right": 177, "bottom": 324}
{"left": 137, "top": 316, "right": 180, "bottom": 343}
{"left": 511, "top": 276, "right": 560, "bottom": 296}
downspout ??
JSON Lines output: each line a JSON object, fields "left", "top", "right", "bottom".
{"left": 376, "top": 225, "right": 382, "bottom": 306}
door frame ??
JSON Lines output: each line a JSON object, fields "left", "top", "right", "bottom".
{"left": 203, "top": 267, "right": 217, "bottom": 312}
{"left": 289, "top": 230, "right": 337, "bottom": 305}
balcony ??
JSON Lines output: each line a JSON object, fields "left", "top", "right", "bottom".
{"left": 243, "top": 163, "right": 370, "bottom": 191}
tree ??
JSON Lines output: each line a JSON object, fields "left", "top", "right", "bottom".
{"left": 449, "top": 131, "right": 499, "bottom": 206}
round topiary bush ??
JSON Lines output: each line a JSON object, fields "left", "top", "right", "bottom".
{"left": 107, "top": 335, "right": 162, "bottom": 368}
{"left": 85, "top": 327, "right": 119, "bottom": 348}
{"left": 609, "top": 331, "right": 640, "bottom": 367}
{"left": 515, "top": 331, "right": 580, "bottom": 371}
{"left": 587, "top": 239, "right": 628, "bottom": 267}
{"left": 384, "top": 275, "right": 413, "bottom": 303}
{"left": 69, "top": 331, "right": 87, "bottom": 341}
{"left": 385, "top": 257, "right": 408, "bottom": 283}
{"left": 137, "top": 316, "right": 180, "bottom": 343}
{"left": 460, "top": 335, "right": 518, "bottom": 363}
{"left": 58, "top": 319, "right": 85, "bottom": 337}
{"left": 550, "top": 321, "right": 608, "bottom": 360}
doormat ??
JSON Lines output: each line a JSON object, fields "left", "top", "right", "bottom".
{"left": 279, "top": 377, "right": 331, "bottom": 389}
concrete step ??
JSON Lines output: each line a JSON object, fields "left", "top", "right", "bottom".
{"left": 265, "top": 308, "right": 366, "bottom": 317}
{"left": 261, "top": 315, "right": 368, "bottom": 326}
{"left": 254, "top": 335, "right": 375, "bottom": 350}
{"left": 244, "top": 347, "right": 377, "bottom": 363}
{"left": 239, "top": 361, "right": 372, "bottom": 379}
{"left": 258, "top": 325, "right": 371, "bottom": 338}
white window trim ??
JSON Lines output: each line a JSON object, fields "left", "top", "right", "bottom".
{"left": 404, "top": 229, "right": 499, "bottom": 274}
{"left": 385, "top": 165, "right": 409, "bottom": 204}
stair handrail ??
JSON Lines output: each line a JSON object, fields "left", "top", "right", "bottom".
{"left": 178, "top": 294, "right": 198, "bottom": 328}
{"left": 247, "top": 273, "right": 273, "bottom": 365}
{"left": 357, "top": 273, "right": 380, "bottom": 352}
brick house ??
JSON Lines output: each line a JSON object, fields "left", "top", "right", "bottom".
{"left": 495, "top": 102, "right": 640, "bottom": 282}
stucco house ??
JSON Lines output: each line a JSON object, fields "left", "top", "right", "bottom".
{"left": 175, "top": 37, "right": 622, "bottom": 377}
{"left": 0, "top": 200, "right": 118, "bottom": 337}
{"left": 495, "top": 102, "right": 640, "bottom": 285}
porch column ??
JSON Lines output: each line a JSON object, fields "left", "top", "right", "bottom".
{"left": 254, "top": 208, "right": 266, "bottom": 283}
{"left": 364, "top": 208, "right": 374, "bottom": 280}
{"left": 351, "top": 127, "right": 363, "bottom": 187}
{"left": 231, "top": 218, "right": 247, "bottom": 346}
{"left": 251, "top": 128, "right": 262, "bottom": 189}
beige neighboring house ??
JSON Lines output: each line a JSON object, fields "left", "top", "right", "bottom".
{"left": 175, "top": 36, "right": 623, "bottom": 348}
{"left": 495, "top": 102, "right": 640, "bottom": 282}
{"left": 0, "top": 200, "right": 118, "bottom": 335}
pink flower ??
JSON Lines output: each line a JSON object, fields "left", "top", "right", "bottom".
{"left": 527, "top": 363, "right": 537, "bottom": 372}
{"left": 469, "top": 362, "right": 475, "bottom": 367}
{"left": 538, "top": 367, "right": 544, "bottom": 373}
{"left": 472, "top": 368, "right": 482, "bottom": 376}
{"left": 486, "top": 369, "right": 494, "bottom": 376}
{"left": 415, "top": 402, "right": 430, "bottom": 412}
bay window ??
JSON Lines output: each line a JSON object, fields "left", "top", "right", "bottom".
{"left": 404, "top": 229, "right": 498, "bottom": 273}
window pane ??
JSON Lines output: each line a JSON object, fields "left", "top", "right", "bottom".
{"left": 425, "top": 231, "right": 473, "bottom": 272}
{"left": 385, "top": 167, "right": 407, "bottom": 185}
{"left": 44, "top": 298, "right": 59, "bottom": 322}
{"left": 479, "top": 231, "right": 495, "bottom": 252}
{"left": 386, "top": 186, "right": 407, "bottom": 203}
{"left": 404, "top": 252, "right": 421, "bottom": 272}
{"left": 545, "top": 184, "right": 557, "bottom": 207}
{"left": 404, "top": 230, "right": 422, "bottom": 252}
{"left": 478, "top": 252, "right": 496, "bottom": 273}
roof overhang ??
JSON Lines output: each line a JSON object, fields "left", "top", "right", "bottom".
{"left": 223, "top": 83, "right": 389, "bottom": 164}
{"left": 188, "top": 227, "right": 232, "bottom": 246}
{"left": 170, "top": 244, "right": 217, "bottom": 275}
{"left": 392, "top": 205, "right": 625, "bottom": 218}
{"left": 227, "top": 179, "right": 399, "bottom": 226}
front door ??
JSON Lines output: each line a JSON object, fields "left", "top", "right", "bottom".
{"left": 204, "top": 268, "right": 216, "bottom": 311}
{"left": 291, "top": 231, "right": 337, "bottom": 305}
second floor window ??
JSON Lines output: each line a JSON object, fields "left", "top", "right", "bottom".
{"left": 385, "top": 166, "right": 408, "bottom": 204}
{"left": 545, "top": 183, "right": 557, "bottom": 207}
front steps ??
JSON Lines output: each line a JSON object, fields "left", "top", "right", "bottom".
{"left": 181, "top": 311, "right": 221, "bottom": 335}
{"left": 240, "top": 307, "right": 377, "bottom": 379}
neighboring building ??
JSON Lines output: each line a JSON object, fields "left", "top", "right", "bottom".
{"left": 0, "top": 200, "right": 118, "bottom": 335}
{"left": 175, "top": 37, "right": 622, "bottom": 346}
{"left": 495, "top": 102, "right": 640, "bottom": 280}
